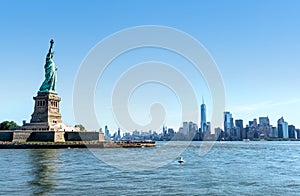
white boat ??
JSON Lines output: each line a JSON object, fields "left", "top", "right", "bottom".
{"left": 178, "top": 157, "right": 184, "bottom": 164}
{"left": 243, "top": 139, "right": 250, "bottom": 142}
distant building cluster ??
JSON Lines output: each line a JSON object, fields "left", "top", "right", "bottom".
{"left": 102, "top": 99, "right": 300, "bottom": 141}
{"left": 102, "top": 125, "right": 163, "bottom": 141}
{"left": 216, "top": 114, "right": 300, "bottom": 141}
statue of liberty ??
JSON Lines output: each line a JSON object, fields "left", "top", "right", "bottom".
{"left": 39, "top": 39, "right": 57, "bottom": 93}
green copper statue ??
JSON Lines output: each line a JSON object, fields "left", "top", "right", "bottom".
{"left": 39, "top": 39, "right": 57, "bottom": 93}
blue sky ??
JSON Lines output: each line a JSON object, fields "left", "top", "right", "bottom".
{"left": 0, "top": 0, "right": 300, "bottom": 132}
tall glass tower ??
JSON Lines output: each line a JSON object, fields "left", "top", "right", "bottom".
{"left": 224, "top": 111, "right": 233, "bottom": 138}
{"left": 201, "top": 97, "right": 207, "bottom": 133}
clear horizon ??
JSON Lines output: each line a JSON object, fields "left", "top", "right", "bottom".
{"left": 1, "top": 0, "right": 300, "bottom": 132}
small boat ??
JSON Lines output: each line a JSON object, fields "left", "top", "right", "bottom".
{"left": 178, "top": 157, "right": 184, "bottom": 164}
{"left": 243, "top": 139, "right": 250, "bottom": 142}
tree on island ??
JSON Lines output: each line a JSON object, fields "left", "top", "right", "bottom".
{"left": 0, "top": 121, "right": 18, "bottom": 130}
{"left": 75, "top": 124, "right": 86, "bottom": 131}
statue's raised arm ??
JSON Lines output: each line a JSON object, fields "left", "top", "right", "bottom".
{"left": 39, "top": 39, "right": 58, "bottom": 93}
{"left": 49, "top": 39, "right": 54, "bottom": 55}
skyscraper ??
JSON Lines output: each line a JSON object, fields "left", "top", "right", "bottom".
{"left": 117, "top": 128, "right": 121, "bottom": 140}
{"left": 200, "top": 97, "right": 207, "bottom": 133}
{"left": 277, "top": 124, "right": 283, "bottom": 138}
{"left": 270, "top": 126, "right": 278, "bottom": 138}
{"left": 259, "top": 117, "right": 270, "bottom": 126}
{"left": 282, "top": 122, "right": 288, "bottom": 138}
{"left": 104, "top": 125, "right": 110, "bottom": 140}
{"left": 288, "top": 125, "right": 296, "bottom": 139}
{"left": 224, "top": 111, "right": 234, "bottom": 139}
{"left": 277, "top": 117, "right": 288, "bottom": 138}
{"left": 235, "top": 119, "right": 244, "bottom": 140}
{"left": 259, "top": 116, "right": 271, "bottom": 138}
{"left": 163, "top": 126, "right": 167, "bottom": 136}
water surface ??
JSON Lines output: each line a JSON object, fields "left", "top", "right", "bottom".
{"left": 1, "top": 141, "right": 300, "bottom": 195}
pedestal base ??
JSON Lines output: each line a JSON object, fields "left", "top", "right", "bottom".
{"left": 29, "top": 92, "right": 62, "bottom": 130}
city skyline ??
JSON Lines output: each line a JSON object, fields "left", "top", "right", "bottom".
{"left": 1, "top": 1, "right": 300, "bottom": 131}
{"left": 104, "top": 112, "right": 300, "bottom": 141}
{"left": 103, "top": 99, "right": 300, "bottom": 139}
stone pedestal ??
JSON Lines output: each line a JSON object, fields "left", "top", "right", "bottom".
{"left": 22, "top": 92, "right": 62, "bottom": 130}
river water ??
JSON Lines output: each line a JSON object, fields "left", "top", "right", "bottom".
{"left": 1, "top": 141, "right": 300, "bottom": 195}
